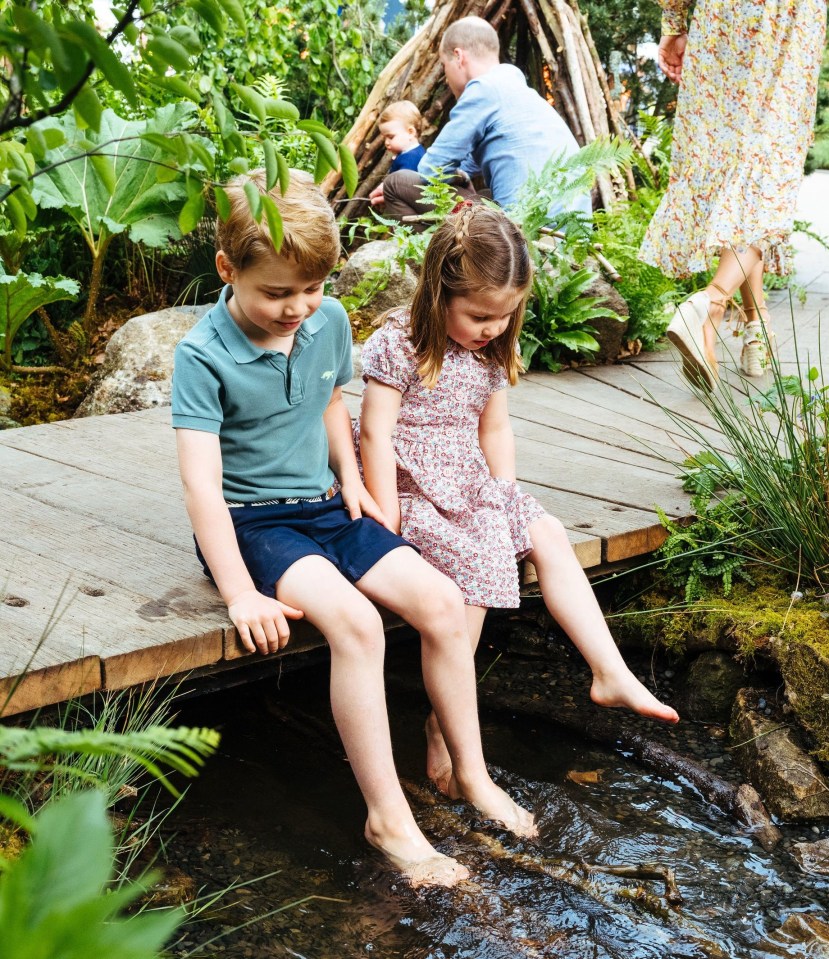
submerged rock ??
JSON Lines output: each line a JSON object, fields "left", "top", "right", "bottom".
{"left": 75, "top": 304, "right": 208, "bottom": 417}
{"left": 730, "top": 688, "right": 829, "bottom": 821}
{"left": 758, "top": 913, "right": 829, "bottom": 956}
{"left": 792, "top": 837, "right": 829, "bottom": 875}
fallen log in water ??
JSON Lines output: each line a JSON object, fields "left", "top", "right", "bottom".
{"left": 477, "top": 671, "right": 782, "bottom": 851}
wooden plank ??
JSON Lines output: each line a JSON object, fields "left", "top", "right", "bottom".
{"left": 0, "top": 547, "right": 224, "bottom": 689}
{"left": 519, "top": 480, "right": 668, "bottom": 563}
{"left": 0, "top": 656, "right": 101, "bottom": 717}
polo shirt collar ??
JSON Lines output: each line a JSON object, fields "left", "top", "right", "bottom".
{"left": 212, "top": 285, "right": 331, "bottom": 365}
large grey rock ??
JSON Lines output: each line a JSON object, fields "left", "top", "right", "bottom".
{"left": 333, "top": 240, "right": 417, "bottom": 325}
{"left": 730, "top": 687, "right": 829, "bottom": 821}
{"left": 75, "top": 304, "right": 209, "bottom": 417}
{"left": 0, "top": 385, "right": 11, "bottom": 416}
{"left": 582, "top": 265, "right": 630, "bottom": 364}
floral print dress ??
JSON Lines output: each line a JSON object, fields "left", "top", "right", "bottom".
{"left": 640, "top": 0, "right": 826, "bottom": 277}
{"left": 356, "top": 314, "right": 545, "bottom": 608}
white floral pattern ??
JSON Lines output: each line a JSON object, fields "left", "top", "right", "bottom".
{"left": 356, "top": 313, "right": 545, "bottom": 608}
{"left": 640, "top": 0, "right": 826, "bottom": 278}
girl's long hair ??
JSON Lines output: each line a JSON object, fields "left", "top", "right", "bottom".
{"left": 409, "top": 205, "right": 533, "bottom": 387}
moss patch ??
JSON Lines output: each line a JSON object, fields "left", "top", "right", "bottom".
{"left": 618, "top": 567, "right": 829, "bottom": 761}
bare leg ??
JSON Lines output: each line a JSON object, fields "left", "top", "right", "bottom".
{"left": 276, "top": 555, "right": 468, "bottom": 887}
{"left": 528, "top": 515, "right": 679, "bottom": 723}
{"left": 425, "top": 604, "right": 487, "bottom": 793}
{"left": 358, "top": 548, "right": 537, "bottom": 837}
{"left": 738, "top": 257, "right": 767, "bottom": 322}
{"left": 700, "top": 246, "right": 763, "bottom": 362}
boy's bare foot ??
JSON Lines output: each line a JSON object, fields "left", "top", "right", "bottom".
{"left": 590, "top": 669, "right": 680, "bottom": 723}
{"left": 448, "top": 776, "right": 539, "bottom": 839}
{"left": 425, "top": 712, "right": 453, "bottom": 794}
{"left": 364, "top": 819, "right": 469, "bottom": 888}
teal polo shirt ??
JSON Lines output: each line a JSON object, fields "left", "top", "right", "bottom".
{"left": 172, "top": 286, "right": 353, "bottom": 501}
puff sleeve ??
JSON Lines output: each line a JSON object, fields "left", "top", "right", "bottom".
{"left": 361, "top": 318, "right": 418, "bottom": 394}
{"left": 659, "top": 0, "right": 692, "bottom": 35}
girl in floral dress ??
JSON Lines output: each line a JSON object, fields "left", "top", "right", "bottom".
{"left": 356, "top": 206, "right": 678, "bottom": 793}
{"left": 641, "top": 0, "right": 826, "bottom": 388}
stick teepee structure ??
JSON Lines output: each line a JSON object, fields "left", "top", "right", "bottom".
{"left": 326, "top": 0, "right": 641, "bottom": 219}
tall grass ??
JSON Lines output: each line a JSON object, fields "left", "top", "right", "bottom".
{"left": 659, "top": 304, "right": 829, "bottom": 590}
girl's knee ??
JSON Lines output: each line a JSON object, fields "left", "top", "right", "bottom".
{"left": 532, "top": 513, "right": 571, "bottom": 550}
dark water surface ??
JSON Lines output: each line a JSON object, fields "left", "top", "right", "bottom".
{"left": 165, "top": 638, "right": 828, "bottom": 959}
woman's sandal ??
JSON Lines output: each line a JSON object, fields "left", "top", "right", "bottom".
{"left": 739, "top": 314, "right": 775, "bottom": 378}
{"left": 666, "top": 290, "right": 722, "bottom": 391}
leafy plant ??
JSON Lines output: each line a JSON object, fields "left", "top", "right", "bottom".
{"left": 0, "top": 789, "right": 183, "bottom": 959}
{"left": 655, "top": 492, "right": 754, "bottom": 603}
{"left": 0, "top": 269, "right": 79, "bottom": 371}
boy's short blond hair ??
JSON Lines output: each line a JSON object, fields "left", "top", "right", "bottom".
{"left": 439, "top": 17, "right": 500, "bottom": 59}
{"left": 216, "top": 168, "right": 340, "bottom": 278}
{"left": 379, "top": 100, "right": 423, "bottom": 137}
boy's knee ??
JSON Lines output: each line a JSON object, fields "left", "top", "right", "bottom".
{"left": 331, "top": 598, "right": 385, "bottom": 655}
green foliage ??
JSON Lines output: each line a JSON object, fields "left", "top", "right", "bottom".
{"left": 662, "top": 321, "right": 829, "bottom": 592}
{"left": 0, "top": 269, "right": 79, "bottom": 370}
{"left": 655, "top": 493, "right": 753, "bottom": 603}
{"left": 0, "top": 790, "right": 183, "bottom": 959}
{"left": 806, "top": 43, "right": 829, "bottom": 173}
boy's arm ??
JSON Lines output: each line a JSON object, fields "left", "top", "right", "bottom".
{"left": 323, "top": 386, "right": 391, "bottom": 528}
{"left": 176, "top": 428, "right": 303, "bottom": 654}
{"left": 357, "top": 378, "right": 404, "bottom": 534}
{"left": 478, "top": 389, "right": 516, "bottom": 481}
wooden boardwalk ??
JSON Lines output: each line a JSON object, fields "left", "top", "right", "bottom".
{"left": 1, "top": 267, "right": 826, "bottom": 716}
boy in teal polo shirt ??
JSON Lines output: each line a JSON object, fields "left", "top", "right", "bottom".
{"left": 172, "top": 169, "right": 536, "bottom": 888}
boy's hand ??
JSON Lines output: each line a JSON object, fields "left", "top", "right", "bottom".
{"left": 369, "top": 183, "right": 385, "bottom": 207}
{"left": 228, "top": 589, "right": 304, "bottom": 655}
{"left": 339, "top": 479, "right": 397, "bottom": 532}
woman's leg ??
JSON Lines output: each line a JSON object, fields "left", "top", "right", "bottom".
{"left": 358, "top": 547, "right": 537, "bottom": 837}
{"left": 527, "top": 515, "right": 679, "bottom": 722}
{"left": 425, "top": 604, "right": 488, "bottom": 792}
{"left": 699, "top": 246, "right": 763, "bottom": 361}
{"left": 276, "top": 554, "right": 468, "bottom": 887}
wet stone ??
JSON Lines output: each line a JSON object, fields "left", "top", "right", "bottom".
{"left": 792, "top": 838, "right": 829, "bottom": 875}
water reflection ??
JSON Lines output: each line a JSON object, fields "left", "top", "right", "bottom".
{"left": 165, "top": 643, "right": 828, "bottom": 958}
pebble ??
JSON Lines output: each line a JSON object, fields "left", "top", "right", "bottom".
{"left": 663, "top": 669, "right": 675, "bottom": 679}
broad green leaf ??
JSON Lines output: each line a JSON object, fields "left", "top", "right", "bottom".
{"left": 264, "top": 98, "right": 300, "bottom": 121}
{"left": 42, "top": 128, "right": 65, "bottom": 150}
{"left": 227, "top": 155, "right": 249, "bottom": 175}
{"left": 552, "top": 330, "right": 600, "bottom": 352}
{"left": 179, "top": 190, "right": 205, "bottom": 233}
{"left": 90, "top": 155, "right": 116, "bottom": 196}
{"left": 214, "top": 185, "right": 231, "bottom": 221}
{"left": 0, "top": 272, "right": 79, "bottom": 353}
{"left": 232, "top": 83, "right": 267, "bottom": 124}
{"left": 212, "top": 93, "right": 233, "bottom": 137}
{"left": 146, "top": 35, "right": 193, "bottom": 74}
{"left": 261, "top": 194, "right": 283, "bottom": 251}
{"left": 63, "top": 20, "right": 135, "bottom": 103}
{"left": 190, "top": 0, "right": 227, "bottom": 37}
{"left": 26, "top": 126, "right": 47, "bottom": 161}
{"left": 3, "top": 192, "right": 27, "bottom": 237}
{"left": 339, "top": 142, "right": 358, "bottom": 197}
{"left": 31, "top": 105, "right": 206, "bottom": 251}
{"left": 243, "top": 180, "right": 262, "bottom": 222}
{"left": 297, "top": 119, "right": 334, "bottom": 138}
{"left": 262, "top": 139, "right": 278, "bottom": 190}
{"left": 72, "top": 85, "right": 103, "bottom": 132}
{"left": 313, "top": 147, "right": 329, "bottom": 183}
{"left": 145, "top": 73, "right": 202, "bottom": 104}
{"left": 169, "top": 25, "right": 202, "bottom": 54}
{"left": 10, "top": 8, "right": 69, "bottom": 72}
{"left": 276, "top": 150, "right": 290, "bottom": 195}
{"left": 217, "top": 0, "right": 247, "bottom": 29}
{"left": 310, "top": 133, "right": 339, "bottom": 175}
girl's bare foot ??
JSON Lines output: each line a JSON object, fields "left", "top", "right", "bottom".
{"left": 448, "top": 775, "right": 539, "bottom": 838}
{"left": 425, "top": 712, "right": 453, "bottom": 794}
{"left": 364, "top": 817, "right": 469, "bottom": 888}
{"left": 590, "top": 669, "right": 679, "bottom": 723}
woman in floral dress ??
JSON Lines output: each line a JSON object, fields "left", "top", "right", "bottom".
{"left": 640, "top": 0, "right": 826, "bottom": 386}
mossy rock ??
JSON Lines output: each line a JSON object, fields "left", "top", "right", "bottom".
{"left": 775, "top": 634, "right": 829, "bottom": 763}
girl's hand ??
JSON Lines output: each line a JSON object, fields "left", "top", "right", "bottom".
{"left": 658, "top": 33, "right": 687, "bottom": 83}
{"left": 227, "top": 589, "right": 304, "bottom": 655}
{"left": 340, "top": 479, "right": 398, "bottom": 532}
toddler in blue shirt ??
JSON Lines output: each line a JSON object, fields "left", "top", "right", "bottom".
{"left": 379, "top": 100, "right": 426, "bottom": 173}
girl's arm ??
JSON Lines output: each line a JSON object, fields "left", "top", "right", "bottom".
{"left": 176, "top": 429, "right": 303, "bottom": 654}
{"left": 323, "top": 386, "right": 390, "bottom": 527}
{"left": 358, "top": 378, "right": 404, "bottom": 534}
{"left": 479, "top": 388, "right": 516, "bottom": 481}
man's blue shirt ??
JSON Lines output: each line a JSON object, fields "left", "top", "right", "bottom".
{"left": 418, "top": 64, "right": 591, "bottom": 218}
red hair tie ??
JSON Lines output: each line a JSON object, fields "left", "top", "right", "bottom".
{"left": 450, "top": 198, "right": 475, "bottom": 215}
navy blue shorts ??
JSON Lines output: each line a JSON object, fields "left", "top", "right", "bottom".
{"left": 196, "top": 493, "right": 415, "bottom": 597}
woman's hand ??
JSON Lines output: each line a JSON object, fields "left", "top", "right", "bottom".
{"left": 658, "top": 33, "right": 687, "bottom": 83}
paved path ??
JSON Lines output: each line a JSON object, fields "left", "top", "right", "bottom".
{"left": 0, "top": 177, "right": 826, "bottom": 716}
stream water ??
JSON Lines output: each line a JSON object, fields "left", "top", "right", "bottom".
{"left": 163, "top": 629, "right": 828, "bottom": 959}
